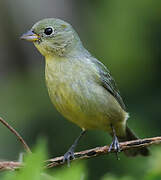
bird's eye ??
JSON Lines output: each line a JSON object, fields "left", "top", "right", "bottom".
{"left": 44, "top": 27, "right": 53, "bottom": 35}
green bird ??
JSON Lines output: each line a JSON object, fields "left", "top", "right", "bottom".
{"left": 21, "top": 18, "right": 149, "bottom": 163}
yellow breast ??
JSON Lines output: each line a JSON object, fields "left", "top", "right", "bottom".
{"left": 45, "top": 56, "right": 127, "bottom": 135}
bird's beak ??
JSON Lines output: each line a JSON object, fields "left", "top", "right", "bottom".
{"left": 20, "top": 30, "right": 39, "bottom": 42}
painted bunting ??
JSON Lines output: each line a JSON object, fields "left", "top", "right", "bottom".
{"left": 21, "top": 18, "right": 149, "bottom": 163}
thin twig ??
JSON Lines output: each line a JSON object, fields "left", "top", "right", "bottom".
{"left": 0, "top": 161, "right": 22, "bottom": 171}
{"left": 0, "top": 117, "right": 31, "bottom": 153}
{"left": 47, "top": 136, "right": 161, "bottom": 168}
{"left": 0, "top": 136, "right": 161, "bottom": 171}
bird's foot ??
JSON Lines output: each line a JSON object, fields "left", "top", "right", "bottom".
{"left": 63, "top": 130, "right": 86, "bottom": 166}
{"left": 108, "top": 135, "right": 121, "bottom": 152}
{"left": 63, "top": 147, "right": 75, "bottom": 166}
{"left": 108, "top": 135, "right": 121, "bottom": 160}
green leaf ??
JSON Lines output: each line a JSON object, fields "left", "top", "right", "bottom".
{"left": 53, "top": 162, "right": 87, "bottom": 180}
{"left": 102, "top": 174, "right": 134, "bottom": 180}
{"left": 3, "top": 140, "right": 47, "bottom": 180}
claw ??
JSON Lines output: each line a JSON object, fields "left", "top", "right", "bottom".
{"left": 108, "top": 124, "right": 121, "bottom": 160}
{"left": 63, "top": 148, "right": 75, "bottom": 166}
{"left": 62, "top": 130, "right": 86, "bottom": 166}
{"left": 108, "top": 135, "right": 121, "bottom": 153}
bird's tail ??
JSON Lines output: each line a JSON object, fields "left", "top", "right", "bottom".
{"left": 119, "top": 126, "right": 150, "bottom": 157}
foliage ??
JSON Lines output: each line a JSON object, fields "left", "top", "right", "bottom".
{"left": 3, "top": 141, "right": 47, "bottom": 180}
{"left": 2, "top": 141, "right": 88, "bottom": 180}
{"left": 1, "top": 144, "right": 161, "bottom": 180}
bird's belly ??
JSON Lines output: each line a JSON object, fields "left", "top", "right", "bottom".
{"left": 47, "top": 79, "right": 127, "bottom": 133}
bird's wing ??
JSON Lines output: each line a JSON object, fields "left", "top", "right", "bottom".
{"left": 92, "top": 58, "right": 126, "bottom": 111}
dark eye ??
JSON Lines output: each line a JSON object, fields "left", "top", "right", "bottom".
{"left": 44, "top": 27, "right": 53, "bottom": 35}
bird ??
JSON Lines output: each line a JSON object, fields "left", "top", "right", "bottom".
{"left": 21, "top": 18, "right": 149, "bottom": 164}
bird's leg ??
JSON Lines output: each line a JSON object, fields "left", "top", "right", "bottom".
{"left": 63, "top": 130, "right": 86, "bottom": 166}
{"left": 108, "top": 124, "right": 121, "bottom": 159}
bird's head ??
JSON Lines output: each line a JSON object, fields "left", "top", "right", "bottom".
{"left": 21, "top": 18, "right": 81, "bottom": 57}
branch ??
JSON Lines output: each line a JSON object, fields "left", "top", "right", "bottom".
{"left": 0, "top": 136, "right": 161, "bottom": 171}
{"left": 0, "top": 161, "right": 22, "bottom": 171}
{"left": 47, "top": 136, "right": 161, "bottom": 167}
{"left": 0, "top": 117, "right": 31, "bottom": 153}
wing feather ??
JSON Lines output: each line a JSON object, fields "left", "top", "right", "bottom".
{"left": 92, "top": 58, "right": 126, "bottom": 111}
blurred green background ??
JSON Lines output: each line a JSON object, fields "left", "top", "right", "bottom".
{"left": 0, "top": 0, "right": 161, "bottom": 179}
